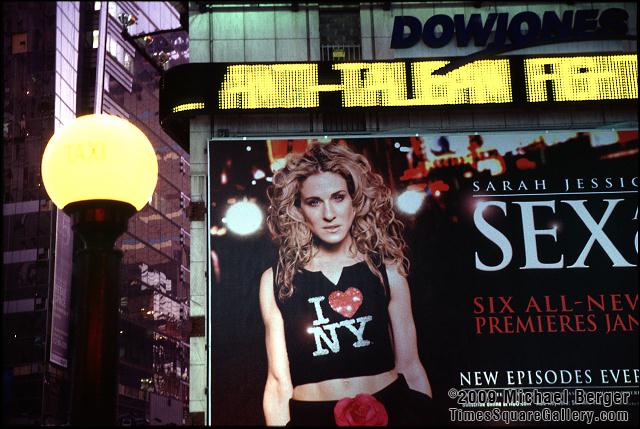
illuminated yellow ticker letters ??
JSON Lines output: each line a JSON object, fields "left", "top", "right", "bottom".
{"left": 332, "top": 62, "right": 409, "bottom": 107}
{"left": 524, "top": 55, "right": 638, "bottom": 102}
{"left": 410, "top": 60, "right": 512, "bottom": 105}
{"left": 332, "top": 60, "right": 512, "bottom": 107}
{"left": 172, "top": 102, "right": 205, "bottom": 113}
{"left": 219, "top": 64, "right": 319, "bottom": 109}
{"left": 216, "top": 55, "right": 636, "bottom": 110}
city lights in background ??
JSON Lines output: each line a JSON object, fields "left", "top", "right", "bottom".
{"left": 476, "top": 157, "right": 505, "bottom": 176}
{"left": 253, "top": 169, "right": 266, "bottom": 180}
{"left": 222, "top": 200, "right": 263, "bottom": 235}
{"left": 396, "top": 189, "right": 426, "bottom": 215}
{"left": 270, "top": 158, "right": 287, "bottom": 172}
{"left": 210, "top": 226, "right": 227, "bottom": 236}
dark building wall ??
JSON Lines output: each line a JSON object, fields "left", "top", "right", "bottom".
{"left": 319, "top": 8, "right": 361, "bottom": 46}
{"left": 3, "top": 2, "right": 60, "bottom": 425}
{"left": 3, "top": 2, "right": 190, "bottom": 425}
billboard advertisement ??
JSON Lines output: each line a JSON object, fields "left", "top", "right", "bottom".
{"left": 208, "top": 129, "right": 638, "bottom": 426}
{"left": 50, "top": 209, "right": 73, "bottom": 368}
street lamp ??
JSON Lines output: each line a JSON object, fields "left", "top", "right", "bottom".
{"left": 41, "top": 114, "right": 158, "bottom": 425}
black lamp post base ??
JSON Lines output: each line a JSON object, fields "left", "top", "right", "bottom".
{"left": 64, "top": 200, "right": 136, "bottom": 249}
{"left": 64, "top": 200, "right": 136, "bottom": 426}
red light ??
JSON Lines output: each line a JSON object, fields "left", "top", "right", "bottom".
{"left": 516, "top": 158, "right": 536, "bottom": 170}
{"left": 428, "top": 180, "right": 450, "bottom": 193}
{"left": 95, "top": 208, "right": 106, "bottom": 222}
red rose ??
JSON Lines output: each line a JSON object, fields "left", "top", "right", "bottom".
{"left": 334, "top": 393, "right": 388, "bottom": 426}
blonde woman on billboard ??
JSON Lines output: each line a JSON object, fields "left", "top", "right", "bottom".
{"left": 259, "top": 141, "right": 433, "bottom": 426}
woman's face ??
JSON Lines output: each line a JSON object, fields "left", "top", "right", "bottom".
{"left": 299, "top": 171, "right": 355, "bottom": 247}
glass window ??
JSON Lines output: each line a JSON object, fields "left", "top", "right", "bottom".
{"left": 104, "top": 34, "right": 132, "bottom": 73}
{"left": 123, "top": 52, "right": 132, "bottom": 72}
{"left": 92, "top": 30, "right": 99, "bottom": 49}
{"left": 12, "top": 33, "right": 28, "bottom": 54}
{"left": 117, "top": 43, "right": 125, "bottom": 65}
{"left": 107, "top": 2, "right": 118, "bottom": 19}
{"left": 94, "top": 1, "right": 101, "bottom": 11}
{"left": 108, "top": 36, "right": 117, "bottom": 57}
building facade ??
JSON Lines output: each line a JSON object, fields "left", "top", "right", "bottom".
{"left": 159, "top": 1, "right": 637, "bottom": 425}
{"left": 3, "top": 1, "right": 190, "bottom": 425}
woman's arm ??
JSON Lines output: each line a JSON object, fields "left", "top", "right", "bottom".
{"left": 386, "top": 264, "right": 433, "bottom": 397}
{"left": 259, "top": 268, "right": 294, "bottom": 425}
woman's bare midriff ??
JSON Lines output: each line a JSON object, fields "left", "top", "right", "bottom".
{"left": 292, "top": 369, "right": 398, "bottom": 401}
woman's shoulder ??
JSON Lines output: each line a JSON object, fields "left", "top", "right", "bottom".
{"left": 259, "top": 267, "right": 278, "bottom": 309}
{"left": 260, "top": 267, "right": 274, "bottom": 284}
{"left": 383, "top": 261, "right": 403, "bottom": 274}
{"left": 260, "top": 267, "right": 276, "bottom": 297}
{"left": 382, "top": 261, "right": 407, "bottom": 285}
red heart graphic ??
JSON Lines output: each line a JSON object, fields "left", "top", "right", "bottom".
{"left": 328, "top": 287, "right": 363, "bottom": 318}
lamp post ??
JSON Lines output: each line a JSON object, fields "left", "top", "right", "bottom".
{"left": 41, "top": 114, "right": 158, "bottom": 425}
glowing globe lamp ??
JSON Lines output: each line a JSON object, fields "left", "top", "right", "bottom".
{"left": 42, "top": 113, "right": 158, "bottom": 212}
{"left": 40, "top": 114, "right": 158, "bottom": 425}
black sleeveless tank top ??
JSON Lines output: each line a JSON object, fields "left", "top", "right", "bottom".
{"left": 275, "top": 261, "right": 396, "bottom": 387}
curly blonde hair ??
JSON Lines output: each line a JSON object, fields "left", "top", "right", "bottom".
{"left": 267, "top": 141, "right": 409, "bottom": 301}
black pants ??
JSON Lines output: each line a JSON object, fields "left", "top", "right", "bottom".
{"left": 287, "top": 374, "right": 435, "bottom": 426}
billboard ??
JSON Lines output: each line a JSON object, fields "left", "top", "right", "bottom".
{"left": 50, "top": 209, "right": 73, "bottom": 367}
{"left": 208, "top": 129, "right": 638, "bottom": 426}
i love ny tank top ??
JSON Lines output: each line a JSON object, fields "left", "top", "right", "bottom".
{"left": 275, "top": 260, "right": 395, "bottom": 387}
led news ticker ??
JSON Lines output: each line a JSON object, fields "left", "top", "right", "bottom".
{"left": 172, "top": 102, "right": 205, "bottom": 113}
{"left": 215, "top": 54, "right": 637, "bottom": 110}
{"left": 524, "top": 55, "right": 638, "bottom": 102}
